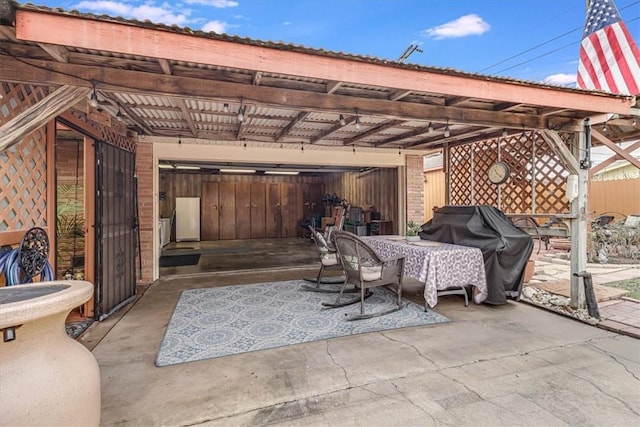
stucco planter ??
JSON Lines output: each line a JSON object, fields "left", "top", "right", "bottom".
{"left": 406, "top": 235, "right": 421, "bottom": 242}
{"left": 0, "top": 281, "right": 100, "bottom": 427}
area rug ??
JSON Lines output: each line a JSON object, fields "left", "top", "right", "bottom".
{"left": 155, "top": 279, "right": 449, "bottom": 367}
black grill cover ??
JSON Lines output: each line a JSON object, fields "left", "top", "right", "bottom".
{"left": 419, "top": 205, "right": 533, "bottom": 305}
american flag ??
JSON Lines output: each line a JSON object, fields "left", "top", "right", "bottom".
{"left": 576, "top": 0, "right": 640, "bottom": 95}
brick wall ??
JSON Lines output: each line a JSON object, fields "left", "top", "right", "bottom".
{"left": 135, "top": 140, "right": 154, "bottom": 287}
{"left": 406, "top": 154, "right": 424, "bottom": 224}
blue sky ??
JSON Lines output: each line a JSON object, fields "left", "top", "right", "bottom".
{"left": 21, "top": 0, "right": 640, "bottom": 86}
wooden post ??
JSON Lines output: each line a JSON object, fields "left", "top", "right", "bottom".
{"left": 570, "top": 129, "right": 588, "bottom": 309}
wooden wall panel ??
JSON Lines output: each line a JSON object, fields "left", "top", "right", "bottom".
{"left": 423, "top": 169, "right": 446, "bottom": 222}
{"left": 266, "top": 183, "right": 281, "bottom": 238}
{"left": 323, "top": 168, "right": 398, "bottom": 233}
{"left": 218, "top": 182, "right": 236, "bottom": 239}
{"left": 201, "top": 182, "right": 219, "bottom": 240}
{"left": 250, "top": 183, "right": 266, "bottom": 238}
{"left": 235, "top": 182, "right": 252, "bottom": 239}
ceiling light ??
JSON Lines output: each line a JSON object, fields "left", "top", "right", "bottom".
{"left": 175, "top": 165, "right": 200, "bottom": 170}
{"left": 339, "top": 114, "right": 346, "bottom": 126}
{"left": 115, "top": 104, "right": 124, "bottom": 121}
{"left": 519, "top": 127, "right": 528, "bottom": 142}
{"left": 443, "top": 120, "right": 451, "bottom": 138}
{"left": 223, "top": 103, "right": 229, "bottom": 113}
{"left": 88, "top": 85, "right": 99, "bottom": 108}
{"left": 265, "top": 170, "right": 299, "bottom": 175}
{"left": 237, "top": 98, "right": 245, "bottom": 122}
{"left": 158, "top": 164, "right": 174, "bottom": 169}
{"left": 427, "top": 122, "right": 434, "bottom": 133}
{"left": 220, "top": 168, "right": 256, "bottom": 173}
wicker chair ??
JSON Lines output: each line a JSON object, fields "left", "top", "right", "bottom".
{"left": 302, "top": 225, "right": 347, "bottom": 292}
{"left": 325, "top": 230, "right": 406, "bottom": 320}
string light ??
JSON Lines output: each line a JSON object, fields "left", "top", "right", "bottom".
{"left": 519, "top": 126, "right": 528, "bottom": 142}
{"left": 223, "top": 103, "right": 229, "bottom": 113}
{"left": 427, "top": 122, "right": 434, "bottom": 133}
{"left": 443, "top": 119, "right": 451, "bottom": 138}
{"left": 178, "top": 135, "right": 182, "bottom": 147}
{"left": 602, "top": 122, "right": 608, "bottom": 132}
{"left": 355, "top": 109, "right": 361, "bottom": 130}
{"left": 339, "top": 114, "right": 346, "bottom": 126}
{"left": 237, "top": 98, "right": 246, "bottom": 122}
{"left": 352, "top": 146, "right": 356, "bottom": 154}
{"left": 502, "top": 129, "right": 508, "bottom": 138}
{"left": 301, "top": 142, "right": 304, "bottom": 152}
{"left": 88, "top": 81, "right": 99, "bottom": 108}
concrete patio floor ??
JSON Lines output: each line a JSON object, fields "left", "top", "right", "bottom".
{"left": 82, "top": 266, "right": 640, "bottom": 427}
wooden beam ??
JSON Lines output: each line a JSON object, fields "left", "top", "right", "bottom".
{"left": 591, "top": 129, "right": 640, "bottom": 170}
{"left": 389, "top": 90, "right": 411, "bottom": 101}
{"left": 158, "top": 58, "right": 172, "bottom": 75}
{"left": 310, "top": 116, "right": 355, "bottom": 143}
{"left": 589, "top": 140, "right": 640, "bottom": 176}
{"left": 37, "top": 42, "right": 69, "bottom": 62}
{"left": 539, "top": 130, "right": 580, "bottom": 174}
{"left": 176, "top": 99, "right": 198, "bottom": 137}
{"left": 343, "top": 119, "right": 404, "bottom": 145}
{"left": 275, "top": 111, "right": 309, "bottom": 142}
{"left": 375, "top": 124, "right": 436, "bottom": 147}
{"left": 0, "top": 85, "right": 89, "bottom": 152}
{"left": 326, "top": 81, "right": 342, "bottom": 94}
{"left": 445, "top": 96, "right": 470, "bottom": 107}
{"left": 0, "top": 56, "right": 557, "bottom": 130}
{"left": 14, "top": 8, "right": 635, "bottom": 115}
{"left": 253, "top": 71, "right": 262, "bottom": 86}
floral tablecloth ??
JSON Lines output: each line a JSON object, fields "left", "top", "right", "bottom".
{"left": 362, "top": 236, "right": 487, "bottom": 307}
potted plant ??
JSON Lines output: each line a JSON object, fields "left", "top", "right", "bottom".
{"left": 406, "top": 220, "right": 422, "bottom": 242}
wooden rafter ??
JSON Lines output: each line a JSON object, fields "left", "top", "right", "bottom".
{"left": 177, "top": 99, "right": 198, "bottom": 137}
{"left": 389, "top": 90, "right": 411, "bottom": 101}
{"left": 0, "top": 84, "right": 90, "bottom": 151}
{"left": 375, "top": 124, "right": 436, "bottom": 147}
{"left": 343, "top": 119, "right": 404, "bottom": 145}
{"left": 539, "top": 130, "right": 579, "bottom": 174}
{"left": 310, "top": 116, "right": 355, "bottom": 144}
{"left": 326, "top": 81, "right": 342, "bottom": 94}
{"left": 591, "top": 129, "right": 640, "bottom": 170}
{"left": 275, "top": 111, "right": 309, "bottom": 142}
{"left": 445, "top": 96, "right": 470, "bottom": 106}
{"left": 37, "top": 42, "right": 69, "bottom": 62}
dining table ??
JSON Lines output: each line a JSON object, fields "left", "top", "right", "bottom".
{"left": 362, "top": 235, "right": 488, "bottom": 308}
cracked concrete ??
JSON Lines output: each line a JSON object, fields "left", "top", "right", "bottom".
{"left": 87, "top": 267, "right": 640, "bottom": 426}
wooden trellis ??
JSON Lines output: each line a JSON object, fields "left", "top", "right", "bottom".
{"left": 448, "top": 132, "right": 571, "bottom": 214}
{"left": 0, "top": 82, "right": 49, "bottom": 232}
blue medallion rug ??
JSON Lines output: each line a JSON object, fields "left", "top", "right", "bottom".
{"left": 156, "top": 279, "right": 449, "bottom": 367}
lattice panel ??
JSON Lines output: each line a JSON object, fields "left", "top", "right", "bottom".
{"left": 500, "top": 133, "right": 534, "bottom": 213}
{"left": 449, "top": 144, "right": 472, "bottom": 205}
{"left": 67, "top": 108, "right": 136, "bottom": 153}
{"left": 0, "top": 82, "right": 49, "bottom": 232}
{"left": 532, "top": 132, "right": 570, "bottom": 213}
{"left": 471, "top": 137, "right": 499, "bottom": 206}
{"left": 447, "top": 131, "right": 571, "bottom": 215}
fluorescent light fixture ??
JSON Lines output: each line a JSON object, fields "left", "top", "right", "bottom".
{"left": 265, "top": 170, "right": 299, "bottom": 175}
{"left": 158, "top": 164, "right": 174, "bottom": 169}
{"left": 175, "top": 165, "right": 200, "bottom": 170}
{"left": 220, "top": 168, "right": 256, "bottom": 173}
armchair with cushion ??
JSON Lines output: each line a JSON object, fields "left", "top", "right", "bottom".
{"left": 325, "top": 230, "right": 405, "bottom": 320}
{"left": 302, "top": 225, "right": 347, "bottom": 292}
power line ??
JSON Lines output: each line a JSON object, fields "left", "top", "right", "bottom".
{"left": 478, "top": 1, "right": 640, "bottom": 74}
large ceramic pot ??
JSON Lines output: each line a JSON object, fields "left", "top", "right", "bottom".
{"left": 0, "top": 281, "right": 100, "bottom": 426}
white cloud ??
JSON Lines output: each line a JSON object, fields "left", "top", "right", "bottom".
{"left": 183, "top": 0, "right": 238, "bottom": 7}
{"left": 422, "top": 14, "right": 490, "bottom": 40}
{"left": 73, "top": 1, "right": 189, "bottom": 25}
{"left": 282, "top": 21, "right": 292, "bottom": 26}
{"left": 543, "top": 73, "right": 577, "bottom": 86}
{"left": 202, "top": 20, "right": 228, "bottom": 33}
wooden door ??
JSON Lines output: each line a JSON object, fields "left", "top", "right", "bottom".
{"left": 265, "top": 183, "right": 281, "bottom": 238}
{"left": 250, "top": 183, "right": 266, "bottom": 238}
{"left": 280, "top": 183, "right": 301, "bottom": 237}
{"left": 235, "top": 182, "right": 251, "bottom": 239}
{"left": 201, "top": 182, "right": 219, "bottom": 240}
{"left": 218, "top": 182, "right": 236, "bottom": 240}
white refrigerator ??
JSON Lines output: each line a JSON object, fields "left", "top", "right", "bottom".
{"left": 175, "top": 197, "right": 201, "bottom": 242}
